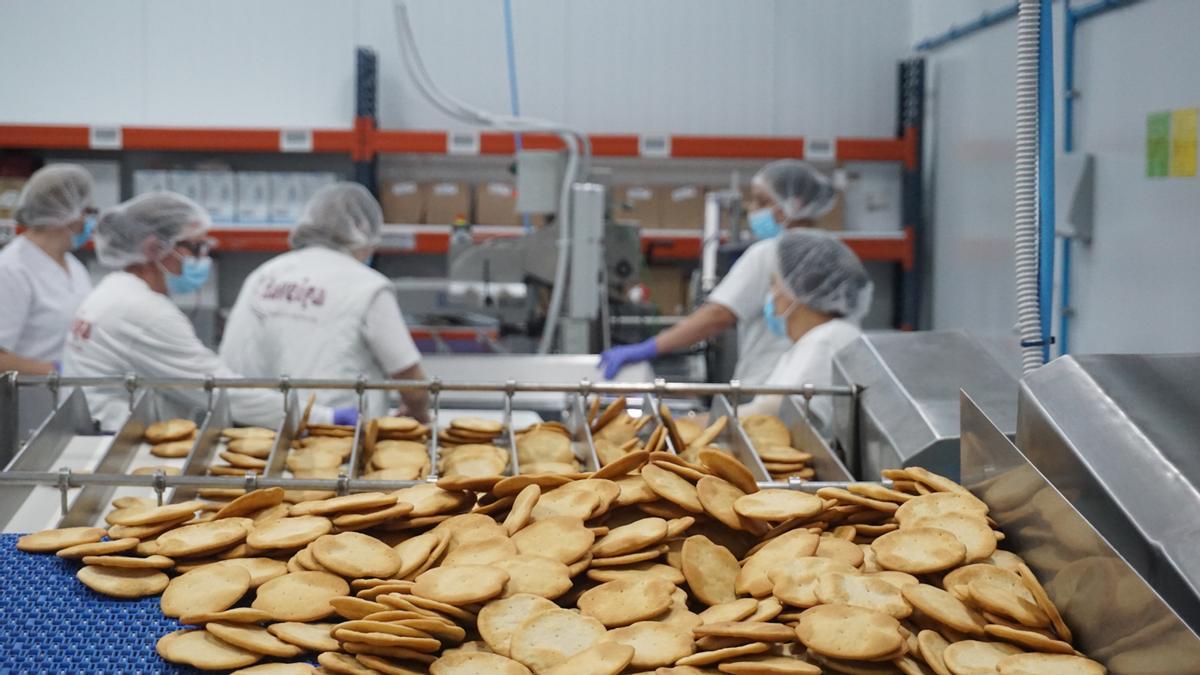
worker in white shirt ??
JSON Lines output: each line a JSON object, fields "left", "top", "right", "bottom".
{"left": 599, "top": 160, "right": 839, "bottom": 384}
{"left": 739, "top": 229, "right": 872, "bottom": 426}
{"left": 219, "top": 183, "right": 429, "bottom": 422}
{"left": 0, "top": 165, "right": 95, "bottom": 375}
{"left": 63, "top": 192, "right": 345, "bottom": 431}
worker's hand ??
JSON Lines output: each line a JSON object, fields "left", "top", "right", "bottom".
{"left": 598, "top": 338, "right": 658, "bottom": 380}
{"left": 332, "top": 406, "right": 359, "bottom": 427}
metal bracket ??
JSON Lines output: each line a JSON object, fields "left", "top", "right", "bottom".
{"left": 243, "top": 472, "right": 259, "bottom": 493}
{"left": 124, "top": 374, "right": 139, "bottom": 411}
{"left": 46, "top": 370, "right": 61, "bottom": 409}
{"left": 279, "top": 376, "right": 291, "bottom": 415}
{"left": 57, "top": 466, "right": 72, "bottom": 516}
{"left": 204, "top": 374, "right": 216, "bottom": 412}
{"left": 153, "top": 470, "right": 167, "bottom": 506}
{"left": 336, "top": 473, "right": 350, "bottom": 496}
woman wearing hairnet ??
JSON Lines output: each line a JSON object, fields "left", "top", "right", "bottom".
{"left": 219, "top": 183, "right": 428, "bottom": 421}
{"left": 739, "top": 229, "right": 872, "bottom": 425}
{"left": 0, "top": 165, "right": 95, "bottom": 374}
{"left": 63, "top": 192, "right": 344, "bottom": 430}
{"left": 599, "top": 160, "right": 838, "bottom": 383}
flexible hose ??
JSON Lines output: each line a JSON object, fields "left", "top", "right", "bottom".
{"left": 1014, "top": 0, "right": 1044, "bottom": 374}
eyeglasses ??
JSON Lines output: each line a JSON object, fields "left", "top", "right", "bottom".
{"left": 175, "top": 237, "right": 218, "bottom": 257}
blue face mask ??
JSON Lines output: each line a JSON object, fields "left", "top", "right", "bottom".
{"left": 763, "top": 293, "right": 791, "bottom": 339}
{"left": 748, "top": 207, "right": 781, "bottom": 240}
{"left": 163, "top": 255, "right": 212, "bottom": 295}
{"left": 71, "top": 217, "right": 96, "bottom": 249}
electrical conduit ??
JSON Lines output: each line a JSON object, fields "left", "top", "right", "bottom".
{"left": 1013, "top": 0, "right": 1044, "bottom": 374}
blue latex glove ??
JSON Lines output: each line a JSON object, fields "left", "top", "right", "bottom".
{"left": 51, "top": 360, "right": 62, "bottom": 374}
{"left": 332, "top": 406, "right": 359, "bottom": 426}
{"left": 598, "top": 338, "right": 658, "bottom": 379}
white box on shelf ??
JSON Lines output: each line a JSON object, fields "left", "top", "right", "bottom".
{"left": 269, "top": 172, "right": 306, "bottom": 224}
{"left": 301, "top": 172, "right": 339, "bottom": 202}
{"left": 168, "top": 170, "right": 204, "bottom": 205}
{"left": 133, "top": 170, "right": 169, "bottom": 196}
{"left": 201, "top": 171, "right": 236, "bottom": 222}
{"left": 235, "top": 172, "right": 271, "bottom": 224}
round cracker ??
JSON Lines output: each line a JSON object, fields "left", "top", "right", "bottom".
{"left": 794, "top": 604, "right": 903, "bottom": 661}
{"left": 215, "top": 488, "right": 286, "bottom": 519}
{"left": 591, "top": 517, "right": 668, "bottom": 558}
{"left": 179, "top": 607, "right": 274, "bottom": 625}
{"left": 681, "top": 534, "right": 739, "bottom": 606}
{"left": 478, "top": 593, "right": 561, "bottom": 657}
{"left": 430, "top": 651, "right": 532, "bottom": 675}
{"left": 511, "top": 515, "right": 594, "bottom": 564}
{"left": 769, "top": 556, "right": 859, "bottom": 608}
{"left": 156, "top": 517, "right": 251, "bottom": 558}
{"left": 267, "top": 622, "right": 340, "bottom": 652}
{"left": 911, "top": 512, "right": 997, "bottom": 563}
{"left": 82, "top": 554, "right": 174, "bottom": 569}
{"left": 984, "top": 623, "right": 1075, "bottom": 654}
{"left": 698, "top": 598, "right": 759, "bottom": 625}
{"left": 716, "top": 655, "right": 821, "bottom": 674}
{"left": 815, "top": 572, "right": 911, "bottom": 618}
{"left": 676, "top": 642, "right": 772, "bottom": 667}
{"left": 699, "top": 449, "right": 759, "bottom": 494}
{"left": 694, "top": 621, "right": 796, "bottom": 642}
{"left": 156, "top": 629, "right": 260, "bottom": 670}
{"left": 413, "top": 565, "right": 509, "bottom": 605}
{"left": 894, "top": 491, "right": 988, "bottom": 525}
{"left": 968, "top": 579, "right": 1050, "bottom": 628}
{"left": 493, "top": 555, "right": 573, "bottom": 599}
{"left": 77, "top": 565, "right": 169, "bottom": 598}
{"left": 734, "top": 489, "right": 824, "bottom": 522}
{"left": 996, "top": 653, "right": 1106, "bottom": 675}
{"left": 641, "top": 463, "right": 703, "bottom": 513}
{"left": 17, "top": 526, "right": 107, "bottom": 553}
{"left": 312, "top": 531, "right": 402, "bottom": 578}
{"left": 246, "top": 515, "right": 332, "bottom": 550}
{"left": 942, "top": 640, "right": 1023, "bottom": 674}
{"left": 607, "top": 620, "right": 695, "bottom": 668}
{"left": 586, "top": 562, "right": 686, "bottom": 585}
{"left": 55, "top": 537, "right": 139, "bottom": 559}
{"left": 252, "top": 571, "right": 350, "bottom": 621}
{"left": 145, "top": 418, "right": 197, "bottom": 443}
{"left": 502, "top": 484, "right": 541, "bottom": 535}
{"left": 736, "top": 530, "right": 821, "bottom": 597}
{"left": 207, "top": 621, "right": 303, "bottom": 658}
{"left": 150, "top": 440, "right": 194, "bottom": 458}
{"left": 161, "top": 562, "right": 252, "bottom": 618}
{"left": 577, "top": 576, "right": 674, "bottom": 627}
{"left": 871, "top": 527, "right": 966, "bottom": 574}
{"left": 901, "top": 583, "right": 988, "bottom": 636}
{"left": 508, "top": 608, "right": 607, "bottom": 673}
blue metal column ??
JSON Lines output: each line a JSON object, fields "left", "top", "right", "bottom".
{"left": 354, "top": 47, "right": 379, "bottom": 194}
{"left": 1037, "top": 0, "right": 1057, "bottom": 364}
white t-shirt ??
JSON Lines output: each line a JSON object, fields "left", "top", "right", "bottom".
{"left": 63, "top": 272, "right": 321, "bottom": 431}
{"left": 706, "top": 239, "right": 792, "bottom": 386}
{"left": 739, "top": 319, "right": 862, "bottom": 426}
{"left": 0, "top": 236, "right": 92, "bottom": 362}
{"left": 219, "top": 247, "right": 422, "bottom": 418}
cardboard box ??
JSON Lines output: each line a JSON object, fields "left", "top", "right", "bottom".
{"left": 235, "top": 172, "right": 271, "bottom": 223}
{"left": 168, "top": 170, "right": 204, "bottom": 206}
{"left": 133, "top": 170, "right": 169, "bottom": 196}
{"left": 380, "top": 180, "right": 423, "bottom": 223}
{"left": 661, "top": 185, "right": 706, "bottom": 230}
{"left": 0, "top": 178, "right": 25, "bottom": 219}
{"left": 475, "top": 182, "right": 520, "bottom": 226}
{"left": 269, "top": 172, "right": 306, "bottom": 224}
{"left": 201, "top": 171, "right": 236, "bottom": 222}
{"left": 612, "top": 185, "right": 663, "bottom": 228}
{"left": 813, "top": 192, "right": 844, "bottom": 231}
{"left": 424, "top": 182, "right": 471, "bottom": 224}
{"left": 642, "top": 264, "right": 689, "bottom": 315}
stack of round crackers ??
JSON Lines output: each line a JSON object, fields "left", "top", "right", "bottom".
{"left": 515, "top": 422, "right": 579, "bottom": 475}
{"left": 740, "top": 414, "right": 814, "bottom": 482}
{"left": 138, "top": 418, "right": 200, "bottom": 477}
{"left": 363, "top": 417, "right": 431, "bottom": 482}
{"left": 18, "top": 454, "right": 1104, "bottom": 674}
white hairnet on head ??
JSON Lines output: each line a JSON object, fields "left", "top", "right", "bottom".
{"left": 752, "top": 160, "right": 837, "bottom": 222}
{"left": 774, "top": 229, "right": 873, "bottom": 319}
{"left": 15, "top": 164, "right": 94, "bottom": 228}
{"left": 94, "top": 192, "right": 211, "bottom": 268}
{"left": 290, "top": 182, "right": 383, "bottom": 252}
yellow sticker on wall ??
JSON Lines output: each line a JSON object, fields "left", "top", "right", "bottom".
{"left": 1170, "top": 108, "right": 1197, "bottom": 177}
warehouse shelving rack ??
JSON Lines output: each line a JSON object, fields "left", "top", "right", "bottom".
{"left": 0, "top": 50, "right": 925, "bottom": 328}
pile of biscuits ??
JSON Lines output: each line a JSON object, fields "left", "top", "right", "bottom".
{"left": 137, "top": 418, "right": 200, "bottom": 476}
{"left": 363, "top": 417, "right": 432, "bottom": 481}
{"left": 515, "top": 422, "right": 580, "bottom": 475}
{"left": 739, "top": 415, "right": 814, "bottom": 482}
{"left": 16, "top": 452, "right": 1105, "bottom": 674}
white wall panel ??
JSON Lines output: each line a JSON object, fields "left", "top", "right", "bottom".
{"left": 0, "top": 0, "right": 145, "bottom": 124}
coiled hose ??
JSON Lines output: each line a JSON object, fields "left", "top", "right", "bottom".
{"left": 1014, "top": 0, "right": 1044, "bottom": 374}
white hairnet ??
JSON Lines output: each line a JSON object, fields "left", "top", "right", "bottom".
{"left": 94, "top": 192, "right": 211, "bottom": 268}
{"left": 775, "top": 229, "right": 873, "bottom": 319}
{"left": 14, "top": 164, "right": 94, "bottom": 228}
{"left": 289, "top": 182, "right": 383, "bottom": 252}
{"left": 752, "top": 160, "right": 837, "bottom": 222}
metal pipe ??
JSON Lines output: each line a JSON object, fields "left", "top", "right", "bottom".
{"left": 914, "top": 4, "right": 1019, "bottom": 52}
{"left": 1037, "top": 0, "right": 1057, "bottom": 364}
{"left": 0, "top": 469, "right": 872, "bottom": 494}
{"left": 1013, "top": 0, "right": 1045, "bottom": 374}
{"left": 11, "top": 375, "right": 854, "bottom": 398}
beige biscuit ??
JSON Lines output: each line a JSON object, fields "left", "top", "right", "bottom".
{"left": 640, "top": 463, "right": 704, "bottom": 513}
{"left": 150, "top": 440, "right": 194, "bottom": 458}
{"left": 996, "top": 653, "right": 1106, "bottom": 675}
{"left": 591, "top": 517, "right": 668, "bottom": 558}
{"left": 511, "top": 515, "right": 594, "bottom": 564}
{"left": 82, "top": 554, "right": 174, "bottom": 569}
{"left": 736, "top": 530, "right": 821, "bottom": 597}
{"left": 502, "top": 483, "right": 541, "bottom": 535}
{"left": 528, "top": 486, "right": 599, "bottom": 521}
{"left": 178, "top": 608, "right": 273, "bottom": 625}
{"left": 262, "top": 619, "right": 338, "bottom": 653}
{"left": 493, "top": 555, "right": 573, "bottom": 599}
{"left": 739, "top": 415, "right": 791, "bottom": 446}
{"left": 508, "top": 608, "right": 607, "bottom": 673}
{"left": 391, "top": 483, "right": 476, "bottom": 517}
{"left": 901, "top": 583, "right": 988, "bottom": 636}
{"left": 451, "top": 416, "right": 504, "bottom": 434}
{"left": 311, "top": 531, "right": 402, "bottom": 578}
{"left": 430, "top": 651, "right": 533, "bottom": 675}
{"left": 698, "top": 598, "right": 759, "bottom": 625}
{"left": 588, "top": 543, "right": 669, "bottom": 567}
{"left": 161, "top": 562, "right": 252, "bottom": 618}
{"left": 608, "top": 620, "right": 696, "bottom": 668}
{"left": 392, "top": 530, "right": 443, "bottom": 578}
{"left": 156, "top": 629, "right": 260, "bottom": 670}
{"left": 376, "top": 416, "right": 421, "bottom": 433}
{"left": 199, "top": 557, "right": 289, "bottom": 588}
{"left": 586, "top": 561, "right": 685, "bottom": 585}
{"left": 614, "top": 475, "right": 658, "bottom": 506}
{"left": 590, "top": 397, "right": 628, "bottom": 434}
{"left": 55, "top": 537, "right": 139, "bottom": 559}
{"left": 1015, "top": 562, "right": 1072, "bottom": 642}
{"left": 967, "top": 579, "right": 1050, "bottom": 628}
{"left": 441, "top": 537, "right": 518, "bottom": 567}
{"left": 252, "top": 571, "right": 350, "bottom": 621}
{"left": 894, "top": 491, "right": 988, "bottom": 526}
{"left": 943, "top": 564, "right": 1034, "bottom": 603}
{"left": 76, "top": 565, "right": 169, "bottom": 598}
{"left": 230, "top": 664, "right": 314, "bottom": 675}
{"left": 716, "top": 655, "right": 820, "bottom": 674}
{"left": 145, "top": 418, "right": 197, "bottom": 444}
{"left": 871, "top": 527, "right": 966, "bottom": 574}
{"left": 245, "top": 515, "right": 332, "bottom": 550}
{"left": 676, "top": 642, "right": 772, "bottom": 667}
{"left": 815, "top": 572, "right": 912, "bottom": 618}
{"left": 316, "top": 651, "right": 377, "bottom": 674}
{"left": 332, "top": 629, "right": 441, "bottom": 651}
{"left": 697, "top": 476, "right": 759, "bottom": 533}
{"left": 769, "top": 556, "right": 859, "bottom": 608}
{"left": 592, "top": 449, "right": 649, "bottom": 479}
{"left": 222, "top": 426, "right": 276, "bottom": 440}
{"left": 227, "top": 437, "right": 276, "bottom": 459}
{"left": 942, "top": 640, "right": 1023, "bottom": 674}
{"left": 213, "top": 488, "right": 285, "bottom": 519}
{"left": 331, "top": 596, "right": 390, "bottom": 620}
{"left": 734, "top": 489, "right": 825, "bottom": 522}
{"left": 333, "top": 501, "right": 416, "bottom": 530}
{"left": 106, "top": 500, "right": 205, "bottom": 527}
{"left": 540, "top": 642, "right": 632, "bottom": 675}
{"left": 155, "top": 517, "right": 251, "bottom": 558}
{"left": 909, "top": 512, "right": 997, "bottom": 563}
{"left": 918, "top": 630, "right": 953, "bottom": 675}
{"left": 754, "top": 444, "right": 812, "bottom": 464}
{"left": 984, "top": 624, "right": 1075, "bottom": 654}
{"left": 695, "top": 621, "right": 796, "bottom": 642}
{"left": 699, "top": 449, "right": 759, "bottom": 494}
{"left": 577, "top": 576, "right": 674, "bottom": 627}
{"left": 681, "top": 534, "right": 739, "bottom": 606}
{"left": 413, "top": 565, "right": 509, "bottom": 604}
{"left": 478, "top": 593, "right": 560, "bottom": 657}
{"left": 207, "top": 621, "right": 303, "bottom": 658}
{"left": 795, "top": 604, "right": 903, "bottom": 661}
{"left": 814, "top": 536, "right": 865, "bottom": 567}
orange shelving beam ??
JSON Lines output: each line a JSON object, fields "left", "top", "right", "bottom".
{"left": 0, "top": 125, "right": 90, "bottom": 149}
